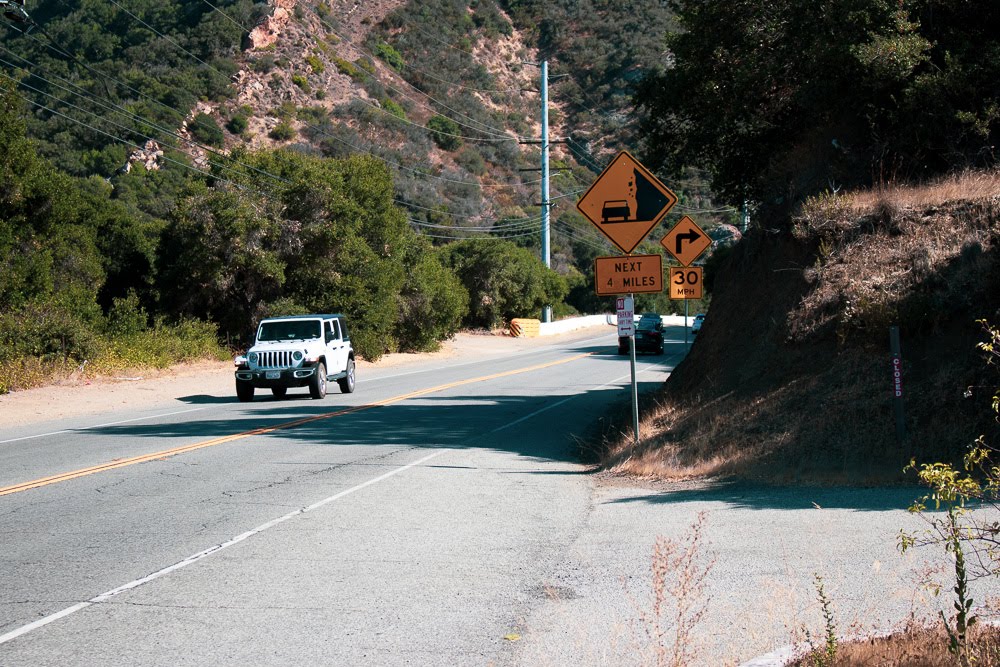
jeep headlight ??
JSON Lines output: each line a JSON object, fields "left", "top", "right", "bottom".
{"left": 293, "top": 351, "right": 303, "bottom": 362}
{"left": 248, "top": 352, "right": 259, "bottom": 364}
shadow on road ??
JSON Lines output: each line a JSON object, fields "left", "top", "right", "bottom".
{"left": 604, "top": 480, "right": 928, "bottom": 512}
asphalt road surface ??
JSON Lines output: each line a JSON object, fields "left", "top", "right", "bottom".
{"left": 1, "top": 324, "right": 993, "bottom": 666}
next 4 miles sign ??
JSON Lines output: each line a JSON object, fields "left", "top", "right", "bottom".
{"left": 593, "top": 255, "right": 662, "bottom": 296}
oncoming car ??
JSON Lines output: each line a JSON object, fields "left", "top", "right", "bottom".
{"left": 691, "top": 313, "right": 705, "bottom": 334}
{"left": 234, "top": 314, "right": 356, "bottom": 402}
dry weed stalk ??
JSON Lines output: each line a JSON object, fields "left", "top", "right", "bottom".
{"left": 636, "top": 511, "right": 715, "bottom": 667}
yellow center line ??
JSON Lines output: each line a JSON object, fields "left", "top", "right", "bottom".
{"left": 0, "top": 352, "right": 593, "bottom": 497}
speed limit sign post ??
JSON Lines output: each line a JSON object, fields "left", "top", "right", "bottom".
{"left": 668, "top": 266, "right": 703, "bottom": 300}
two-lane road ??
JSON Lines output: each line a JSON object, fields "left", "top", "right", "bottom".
{"left": 5, "top": 323, "right": 992, "bottom": 666}
{"left": 1, "top": 326, "right": 680, "bottom": 665}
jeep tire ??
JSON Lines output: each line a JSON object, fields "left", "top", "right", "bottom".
{"left": 236, "top": 379, "right": 255, "bottom": 403}
{"left": 338, "top": 358, "right": 356, "bottom": 394}
{"left": 309, "top": 362, "right": 327, "bottom": 399}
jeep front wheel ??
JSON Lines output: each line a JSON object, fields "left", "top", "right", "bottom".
{"left": 236, "top": 380, "right": 255, "bottom": 402}
{"left": 338, "top": 358, "right": 356, "bottom": 394}
{"left": 309, "top": 362, "right": 327, "bottom": 399}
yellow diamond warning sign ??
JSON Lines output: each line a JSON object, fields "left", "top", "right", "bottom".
{"left": 576, "top": 151, "right": 678, "bottom": 254}
{"left": 660, "top": 216, "right": 711, "bottom": 267}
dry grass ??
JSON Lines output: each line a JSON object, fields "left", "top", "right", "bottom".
{"left": 799, "top": 170, "right": 1000, "bottom": 226}
{"left": 790, "top": 623, "right": 1000, "bottom": 666}
{"left": 591, "top": 169, "right": 1000, "bottom": 485}
{"left": 837, "top": 170, "right": 1000, "bottom": 212}
{"left": 631, "top": 512, "right": 715, "bottom": 667}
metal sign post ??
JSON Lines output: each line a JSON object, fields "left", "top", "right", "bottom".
{"left": 629, "top": 294, "right": 639, "bottom": 447}
{"left": 685, "top": 298, "right": 689, "bottom": 347}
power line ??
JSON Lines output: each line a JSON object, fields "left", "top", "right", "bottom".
{"left": 0, "top": 47, "right": 293, "bottom": 188}
{"left": 14, "top": 90, "right": 268, "bottom": 195}
{"left": 283, "top": 2, "right": 527, "bottom": 141}
{"left": 46, "top": 0, "right": 532, "bottom": 193}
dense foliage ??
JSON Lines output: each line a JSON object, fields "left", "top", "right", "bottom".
{"left": 637, "top": 0, "right": 1000, "bottom": 208}
{"left": 0, "top": 0, "right": 739, "bottom": 391}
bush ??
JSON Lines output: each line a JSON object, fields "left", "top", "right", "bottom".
{"left": 269, "top": 121, "right": 296, "bottom": 141}
{"left": 427, "top": 115, "right": 463, "bottom": 151}
{"left": 189, "top": 113, "right": 224, "bottom": 147}
{"left": 395, "top": 248, "right": 468, "bottom": 351}
{"left": 374, "top": 40, "right": 405, "bottom": 71}
{"left": 227, "top": 113, "right": 249, "bottom": 135}
{"left": 305, "top": 54, "right": 325, "bottom": 74}
{"left": 455, "top": 147, "right": 486, "bottom": 175}
{"left": 441, "top": 238, "right": 564, "bottom": 328}
{"left": 105, "top": 291, "right": 148, "bottom": 337}
{"left": 291, "top": 74, "right": 310, "bottom": 92}
{"left": 334, "top": 58, "right": 365, "bottom": 82}
{"left": 375, "top": 99, "right": 402, "bottom": 121}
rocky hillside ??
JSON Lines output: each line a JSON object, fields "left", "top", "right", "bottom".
{"left": 600, "top": 174, "right": 1000, "bottom": 483}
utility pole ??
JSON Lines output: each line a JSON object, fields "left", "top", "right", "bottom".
{"left": 540, "top": 60, "right": 552, "bottom": 323}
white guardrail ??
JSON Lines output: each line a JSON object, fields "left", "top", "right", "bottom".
{"left": 510, "top": 314, "right": 694, "bottom": 337}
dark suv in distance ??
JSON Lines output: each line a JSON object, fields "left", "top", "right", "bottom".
{"left": 618, "top": 313, "right": 665, "bottom": 355}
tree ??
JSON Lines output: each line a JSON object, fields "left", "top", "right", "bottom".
{"left": 395, "top": 243, "right": 469, "bottom": 352}
{"left": 441, "top": 238, "right": 564, "bottom": 328}
{"left": 157, "top": 184, "right": 287, "bottom": 339}
{"left": 636, "top": 0, "right": 1000, "bottom": 209}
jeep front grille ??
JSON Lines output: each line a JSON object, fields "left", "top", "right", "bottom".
{"left": 257, "top": 350, "right": 294, "bottom": 368}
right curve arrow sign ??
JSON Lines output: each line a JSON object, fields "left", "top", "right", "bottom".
{"left": 661, "top": 216, "right": 711, "bottom": 266}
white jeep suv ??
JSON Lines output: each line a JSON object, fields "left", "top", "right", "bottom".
{"left": 234, "top": 314, "right": 356, "bottom": 402}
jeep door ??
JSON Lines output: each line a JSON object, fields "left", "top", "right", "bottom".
{"left": 324, "top": 319, "right": 349, "bottom": 375}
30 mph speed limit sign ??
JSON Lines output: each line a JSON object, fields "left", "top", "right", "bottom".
{"left": 668, "top": 267, "right": 703, "bottom": 300}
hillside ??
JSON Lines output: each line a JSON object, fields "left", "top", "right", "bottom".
{"left": 600, "top": 173, "right": 1000, "bottom": 483}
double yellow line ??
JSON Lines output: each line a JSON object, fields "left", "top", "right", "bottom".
{"left": 0, "top": 352, "right": 592, "bottom": 497}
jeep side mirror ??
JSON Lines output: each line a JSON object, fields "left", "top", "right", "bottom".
{"left": 325, "top": 332, "right": 335, "bottom": 343}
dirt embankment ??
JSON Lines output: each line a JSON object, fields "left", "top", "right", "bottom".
{"left": 602, "top": 178, "right": 1000, "bottom": 484}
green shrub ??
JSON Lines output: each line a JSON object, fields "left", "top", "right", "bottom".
{"left": 305, "top": 54, "right": 325, "bottom": 74}
{"left": 355, "top": 57, "right": 376, "bottom": 76}
{"left": 334, "top": 57, "right": 365, "bottom": 81}
{"left": 374, "top": 41, "right": 405, "bottom": 71}
{"left": 105, "top": 292, "right": 148, "bottom": 337}
{"left": 189, "top": 113, "right": 224, "bottom": 147}
{"left": 269, "top": 121, "right": 296, "bottom": 141}
{"left": 427, "top": 115, "right": 463, "bottom": 151}
{"left": 291, "top": 74, "right": 310, "bottom": 92}
{"left": 227, "top": 113, "right": 249, "bottom": 135}
{"left": 382, "top": 98, "right": 406, "bottom": 119}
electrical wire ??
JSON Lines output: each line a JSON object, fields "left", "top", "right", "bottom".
{"left": 14, "top": 91, "right": 270, "bottom": 196}
{"left": 280, "top": 2, "right": 528, "bottom": 141}
{"left": 41, "top": 0, "right": 536, "bottom": 192}
{"left": 0, "top": 47, "right": 294, "bottom": 188}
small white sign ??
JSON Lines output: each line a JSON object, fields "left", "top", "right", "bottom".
{"left": 616, "top": 296, "right": 634, "bottom": 337}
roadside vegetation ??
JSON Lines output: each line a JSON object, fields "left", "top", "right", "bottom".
{"left": 598, "top": 171, "right": 1000, "bottom": 482}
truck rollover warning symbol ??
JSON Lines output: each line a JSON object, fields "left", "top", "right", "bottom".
{"left": 576, "top": 151, "right": 678, "bottom": 254}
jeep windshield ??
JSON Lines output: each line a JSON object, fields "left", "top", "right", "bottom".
{"left": 257, "top": 320, "right": 322, "bottom": 342}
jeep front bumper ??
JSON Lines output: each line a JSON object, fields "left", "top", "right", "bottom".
{"left": 235, "top": 366, "right": 317, "bottom": 388}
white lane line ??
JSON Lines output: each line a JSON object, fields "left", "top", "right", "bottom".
{"left": 0, "top": 448, "right": 448, "bottom": 646}
{"left": 493, "top": 353, "right": 681, "bottom": 433}
{"left": 0, "top": 408, "right": 207, "bottom": 445}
